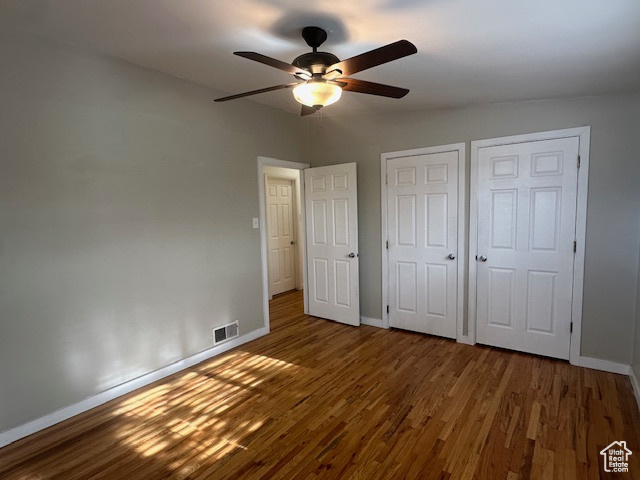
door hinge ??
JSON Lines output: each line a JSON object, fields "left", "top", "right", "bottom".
{"left": 386, "top": 240, "right": 389, "bottom": 250}
{"left": 577, "top": 155, "right": 581, "bottom": 168}
{"left": 387, "top": 305, "right": 390, "bottom": 314}
{"left": 573, "top": 241, "right": 577, "bottom": 253}
{"left": 570, "top": 322, "right": 573, "bottom": 333}
{"left": 385, "top": 174, "right": 388, "bottom": 184}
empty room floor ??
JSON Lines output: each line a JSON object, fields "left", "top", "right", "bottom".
{"left": 1, "top": 289, "right": 639, "bottom": 479}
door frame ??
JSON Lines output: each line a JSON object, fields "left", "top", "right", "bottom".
{"left": 468, "top": 126, "right": 590, "bottom": 364}
{"left": 381, "top": 143, "right": 466, "bottom": 339}
{"left": 258, "top": 157, "right": 310, "bottom": 331}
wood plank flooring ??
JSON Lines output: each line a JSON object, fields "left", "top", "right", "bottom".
{"left": 1, "top": 289, "right": 639, "bottom": 479}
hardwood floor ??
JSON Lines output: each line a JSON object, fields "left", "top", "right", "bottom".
{"left": 1, "top": 289, "right": 639, "bottom": 479}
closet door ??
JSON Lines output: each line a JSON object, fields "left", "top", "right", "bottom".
{"left": 386, "top": 150, "right": 460, "bottom": 338}
{"left": 475, "top": 137, "right": 579, "bottom": 359}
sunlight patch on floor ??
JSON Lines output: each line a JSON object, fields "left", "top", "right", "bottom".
{"left": 109, "top": 351, "right": 298, "bottom": 473}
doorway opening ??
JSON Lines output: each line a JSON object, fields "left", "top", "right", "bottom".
{"left": 259, "top": 157, "right": 362, "bottom": 331}
{"left": 258, "top": 157, "right": 309, "bottom": 332}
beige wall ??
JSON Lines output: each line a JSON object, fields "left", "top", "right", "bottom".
{"left": 307, "top": 93, "right": 640, "bottom": 365}
{"left": 0, "top": 24, "right": 306, "bottom": 433}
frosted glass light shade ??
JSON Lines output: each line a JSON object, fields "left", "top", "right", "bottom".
{"left": 293, "top": 82, "right": 342, "bottom": 108}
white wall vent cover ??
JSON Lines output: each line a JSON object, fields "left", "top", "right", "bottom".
{"left": 213, "top": 321, "right": 239, "bottom": 346}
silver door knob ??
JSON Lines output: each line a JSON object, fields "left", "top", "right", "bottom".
{"left": 478, "top": 255, "right": 488, "bottom": 262}
{"left": 348, "top": 252, "right": 357, "bottom": 258}
{"left": 447, "top": 253, "right": 456, "bottom": 260}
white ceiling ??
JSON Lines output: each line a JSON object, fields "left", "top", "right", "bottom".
{"left": 2, "top": 0, "right": 640, "bottom": 116}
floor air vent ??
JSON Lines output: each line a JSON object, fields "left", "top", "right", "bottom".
{"left": 213, "top": 321, "right": 239, "bottom": 346}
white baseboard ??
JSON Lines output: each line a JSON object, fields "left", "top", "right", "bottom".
{"left": 361, "top": 316, "right": 384, "bottom": 329}
{"left": 630, "top": 365, "right": 640, "bottom": 413}
{"left": 0, "top": 326, "right": 269, "bottom": 449}
{"left": 571, "top": 355, "right": 630, "bottom": 375}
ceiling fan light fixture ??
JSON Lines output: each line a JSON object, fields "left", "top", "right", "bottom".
{"left": 293, "top": 81, "right": 342, "bottom": 108}
{"left": 216, "top": 28, "right": 417, "bottom": 116}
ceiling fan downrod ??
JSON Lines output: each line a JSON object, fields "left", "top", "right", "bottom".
{"left": 301, "top": 26, "right": 328, "bottom": 52}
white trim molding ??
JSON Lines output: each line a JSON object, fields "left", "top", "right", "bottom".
{"left": 630, "top": 366, "right": 640, "bottom": 412}
{"left": 469, "top": 126, "right": 590, "bottom": 362}
{"left": 570, "top": 355, "right": 630, "bottom": 375}
{"left": 361, "top": 316, "right": 384, "bottom": 329}
{"left": 380, "top": 143, "right": 466, "bottom": 340}
{"left": 0, "top": 326, "right": 269, "bottom": 449}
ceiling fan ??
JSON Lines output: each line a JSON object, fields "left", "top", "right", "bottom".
{"left": 215, "top": 26, "right": 417, "bottom": 116}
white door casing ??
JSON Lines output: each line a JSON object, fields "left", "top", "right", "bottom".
{"left": 474, "top": 136, "right": 580, "bottom": 360}
{"left": 266, "top": 177, "right": 296, "bottom": 296}
{"left": 304, "top": 163, "right": 360, "bottom": 326}
{"left": 384, "top": 148, "right": 463, "bottom": 339}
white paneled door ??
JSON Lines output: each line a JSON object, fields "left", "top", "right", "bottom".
{"left": 266, "top": 178, "right": 296, "bottom": 296}
{"left": 386, "top": 150, "right": 460, "bottom": 338}
{"left": 304, "top": 163, "right": 360, "bottom": 326}
{"left": 475, "top": 137, "right": 579, "bottom": 359}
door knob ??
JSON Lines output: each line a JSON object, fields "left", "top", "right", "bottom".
{"left": 290, "top": 241, "right": 295, "bottom": 245}
{"left": 348, "top": 252, "right": 357, "bottom": 258}
{"left": 447, "top": 253, "right": 456, "bottom": 260}
{"left": 478, "top": 255, "right": 488, "bottom": 262}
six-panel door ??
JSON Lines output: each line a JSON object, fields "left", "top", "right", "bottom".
{"left": 475, "top": 137, "right": 579, "bottom": 359}
{"left": 386, "top": 151, "right": 459, "bottom": 338}
{"left": 304, "top": 163, "right": 360, "bottom": 326}
{"left": 266, "top": 177, "right": 296, "bottom": 296}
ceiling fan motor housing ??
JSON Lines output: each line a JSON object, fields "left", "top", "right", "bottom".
{"left": 293, "top": 51, "right": 340, "bottom": 75}
{"left": 294, "top": 27, "right": 340, "bottom": 76}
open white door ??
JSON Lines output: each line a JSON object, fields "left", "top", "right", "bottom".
{"left": 304, "top": 163, "right": 360, "bottom": 326}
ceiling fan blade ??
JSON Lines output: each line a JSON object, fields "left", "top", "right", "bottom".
{"left": 325, "top": 40, "right": 417, "bottom": 77}
{"left": 234, "top": 52, "right": 311, "bottom": 79}
{"left": 301, "top": 105, "right": 317, "bottom": 116}
{"left": 336, "top": 78, "right": 409, "bottom": 98}
{"left": 214, "top": 83, "right": 299, "bottom": 102}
